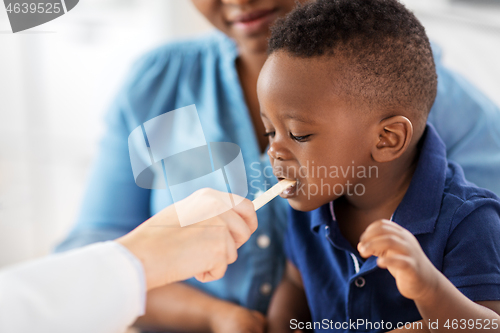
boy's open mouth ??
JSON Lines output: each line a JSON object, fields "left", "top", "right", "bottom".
{"left": 277, "top": 177, "right": 299, "bottom": 198}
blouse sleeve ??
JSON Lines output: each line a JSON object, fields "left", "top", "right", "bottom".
{"left": 55, "top": 49, "right": 179, "bottom": 252}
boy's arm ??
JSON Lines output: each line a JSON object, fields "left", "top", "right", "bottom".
{"left": 359, "top": 219, "right": 500, "bottom": 333}
{"left": 134, "top": 282, "right": 266, "bottom": 333}
{"left": 414, "top": 280, "right": 500, "bottom": 331}
{"left": 267, "top": 260, "right": 311, "bottom": 333}
{"left": 388, "top": 302, "right": 500, "bottom": 332}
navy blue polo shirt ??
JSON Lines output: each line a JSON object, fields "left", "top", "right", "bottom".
{"left": 284, "top": 124, "right": 500, "bottom": 332}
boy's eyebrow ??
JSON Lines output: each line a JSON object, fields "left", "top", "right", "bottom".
{"left": 283, "top": 112, "right": 314, "bottom": 124}
{"left": 260, "top": 111, "right": 314, "bottom": 124}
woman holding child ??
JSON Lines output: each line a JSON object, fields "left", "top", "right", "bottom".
{"left": 56, "top": 0, "right": 500, "bottom": 332}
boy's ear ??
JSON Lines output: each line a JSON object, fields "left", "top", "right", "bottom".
{"left": 371, "top": 116, "right": 413, "bottom": 163}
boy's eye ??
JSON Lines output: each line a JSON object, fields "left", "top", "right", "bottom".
{"left": 263, "top": 131, "right": 275, "bottom": 138}
{"left": 290, "top": 133, "right": 312, "bottom": 142}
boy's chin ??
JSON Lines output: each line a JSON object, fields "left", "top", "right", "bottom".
{"left": 287, "top": 196, "right": 325, "bottom": 212}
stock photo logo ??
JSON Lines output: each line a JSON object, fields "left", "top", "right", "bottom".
{"left": 4, "top": 0, "right": 79, "bottom": 33}
{"left": 128, "top": 105, "right": 248, "bottom": 227}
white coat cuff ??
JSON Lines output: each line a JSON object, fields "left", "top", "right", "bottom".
{"left": 109, "top": 241, "right": 147, "bottom": 315}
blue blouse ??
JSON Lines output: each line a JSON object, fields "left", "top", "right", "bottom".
{"left": 55, "top": 30, "right": 500, "bottom": 313}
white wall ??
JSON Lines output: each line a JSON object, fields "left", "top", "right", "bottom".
{"left": 402, "top": 0, "right": 500, "bottom": 107}
{"left": 0, "top": 0, "right": 212, "bottom": 267}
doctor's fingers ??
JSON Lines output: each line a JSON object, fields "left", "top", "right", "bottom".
{"left": 230, "top": 196, "right": 258, "bottom": 234}
{"left": 203, "top": 221, "right": 238, "bottom": 264}
{"left": 194, "top": 262, "right": 229, "bottom": 283}
{"left": 223, "top": 224, "right": 238, "bottom": 264}
{"left": 216, "top": 207, "right": 254, "bottom": 249}
{"left": 194, "top": 233, "right": 236, "bottom": 283}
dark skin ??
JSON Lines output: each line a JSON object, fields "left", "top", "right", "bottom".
{"left": 134, "top": 0, "right": 309, "bottom": 332}
{"left": 258, "top": 51, "right": 500, "bottom": 333}
{"left": 258, "top": 53, "right": 418, "bottom": 232}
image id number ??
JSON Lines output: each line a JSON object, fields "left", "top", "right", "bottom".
{"left": 444, "top": 319, "right": 498, "bottom": 330}
{"left": 6, "top": 2, "right": 62, "bottom": 14}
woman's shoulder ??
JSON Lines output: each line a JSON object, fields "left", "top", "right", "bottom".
{"left": 116, "top": 31, "right": 237, "bottom": 125}
{"left": 136, "top": 30, "right": 236, "bottom": 67}
{"left": 118, "top": 30, "right": 236, "bottom": 97}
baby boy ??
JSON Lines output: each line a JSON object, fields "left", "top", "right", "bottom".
{"left": 257, "top": 0, "right": 500, "bottom": 331}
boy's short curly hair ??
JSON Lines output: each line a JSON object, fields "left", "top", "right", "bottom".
{"left": 269, "top": 0, "right": 437, "bottom": 131}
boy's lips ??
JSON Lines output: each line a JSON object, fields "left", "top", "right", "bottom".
{"left": 276, "top": 176, "right": 300, "bottom": 198}
{"left": 230, "top": 8, "right": 279, "bottom": 35}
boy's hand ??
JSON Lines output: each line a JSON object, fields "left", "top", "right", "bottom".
{"left": 357, "top": 219, "right": 440, "bottom": 302}
{"left": 209, "top": 303, "right": 266, "bottom": 333}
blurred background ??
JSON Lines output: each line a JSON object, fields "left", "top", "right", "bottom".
{"left": 0, "top": 0, "right": 499, "bottom": 268}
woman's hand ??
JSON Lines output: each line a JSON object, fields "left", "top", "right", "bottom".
{"left": 117, "top": 188, "right": 258, "bottom": 290}
{"left": 209, "top": 302, "right": 266, "bottom": 333}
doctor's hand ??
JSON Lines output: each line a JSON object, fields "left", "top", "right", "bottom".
{"left": 117, "top": 188, "right": 257, "bottom": 291}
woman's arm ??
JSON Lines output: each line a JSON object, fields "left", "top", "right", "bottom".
{"left": 267, "top": 260, "right": 311, "bottom": 333}
{"left": 135, "top": 282, "right": 266, "bottom": 333}
{"left": 135, "top": 282, "right": 221, "bottom": 333}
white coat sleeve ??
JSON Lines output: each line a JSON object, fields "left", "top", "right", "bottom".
{"left": 0, "top": 241, "right": 146, "bottom": 333}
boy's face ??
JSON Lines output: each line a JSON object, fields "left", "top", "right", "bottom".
{"left": 257, "top": 52, "right": 374, "bottom": 212}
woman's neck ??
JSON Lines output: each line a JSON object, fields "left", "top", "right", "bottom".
{"left": 236, "top": 50, "right": 270, "bottom": 153}
{"left": 237, "top": 49, "right": 268, "bottom": 78}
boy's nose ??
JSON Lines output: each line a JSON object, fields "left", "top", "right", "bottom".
{"left": 267, "top": 140, "right": 291, "bottom": 161}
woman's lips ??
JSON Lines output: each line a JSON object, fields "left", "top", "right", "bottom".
{"left": 231, "top": 9, "right": 279, "bottom": 35}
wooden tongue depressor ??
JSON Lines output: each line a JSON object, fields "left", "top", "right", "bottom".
{"left": 252, "top": 179, "right": 297, "bottom": 211}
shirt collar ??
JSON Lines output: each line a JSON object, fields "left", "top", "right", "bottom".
{"left": 311, "top": 123, "right": 447, "bottom": 236}
{"left": 392, "top": 123, "right": 447, "bottom": 235}
{"left": 310, "top": 202, "right": 336, "bottom": 232}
